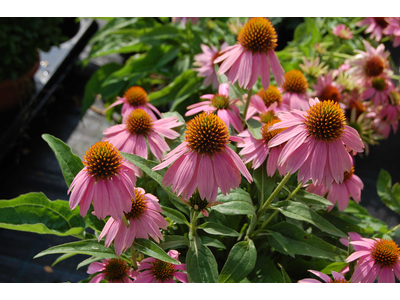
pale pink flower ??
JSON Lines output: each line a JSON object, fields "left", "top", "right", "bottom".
{"left": 106, "top": 86, "right": 161, "bottom": 122}
{"left": 194, "top": 42, "right": 228, "bottom": 89}
{"left": 362, "top": 75, "right": 394, "bottom": 106}
{"left": 312, "top": 71, "right": 343, "bottom": 104}
{"left": 214, "top": 17, "right": 285, "bottom": 89}
{"left": 280, "top": 70, "right": 310, "bottom": 111}
{"left": 245, "top": 85, "right": 288, "bottom": 121}
{"left": 383, "top": 17, "right": 400, "bottom": 47}
{"left": 238, "top": 119, "right": 287, "bottom": 177}
{"left": 185, "top": 83, "right": 243, "bottom": 132}
{"left": 380, "top": 90, "right": 400, "bottom": 122}
{"left": 357, "top": 17, "right": 390, "bottom": 42}
{"left": 268, "top": 98, "right": 364, "bottom": 188}
{"left": 346, "top": 235, "right": 400, "bottom": 283}
{"left": 347, "top": 40, "right": 391, "bottom": 84}
{"left": 306, "top": 166, "right": 363, "bottom": 211}
{"left": 97, "top": 188, "right": 168, "bottom": 257}
{"left": 298, "top": 270, "right": 348, "bottom": 283}
{"left": 134, "top": 250, "right": 188, "bottom": 283}
{"left": 332, "top": 24, "right": 353, "bottom": 39}
{"left": 67, "top": 141, "right": 137, "bottom": 220}
{"left": 87, "top": 258, "right": 138, "bottom": 283}
{"left": 103, "top": 109, "right": 183, "bottom": 162}
{"left": 171, "top": 17, "right": 199, "bottom": 26}
{"left": 153, "top": 112, "right": 252, "bottom": 202}
{"left": 338, "top": 63, "right": 351, "bottom": 73}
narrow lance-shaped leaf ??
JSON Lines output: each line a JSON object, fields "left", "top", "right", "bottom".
{"left": 186, "top": 236, "right": 218, "bottom": 283}
{"left": 198, "top": 222, "right": 240, "bottom": 237}
{"left": 42, "top": 134, "right": 83, "bottom": 187}
{"left": 133, "top": 238, "right": 180, "bottom": 265}
{"left": 219, "top": 240, "right": 257, "bottom": 283}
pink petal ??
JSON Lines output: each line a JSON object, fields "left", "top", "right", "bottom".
{"left": 378, "top": 266, "right": 395, "bottom": 283}
{"left": 260, "top": 53, "right": 271, "bottom": 89}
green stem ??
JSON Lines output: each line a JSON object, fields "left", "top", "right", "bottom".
{"left": 258, "top": 172, "right": 292, "bottom": 217}
{"left": 387, "top": 223, "right": 400, "bottom": 235}
{"left": 130, "top": 246, "right": 138, "bottom": 270}
{"left": 259, "top": 166, "right": 265, "bottom": 208}
{"left": 253, "top": 210, "right": 279, "bottom": 237}
{"left": 285, "top": 181, "right": 303, "bottom": 201}
{"left": 190, "top": 210, "right": 200, "bottom": 238}
{"left": 243, "top": 88, "right": 253, "bottom": 124}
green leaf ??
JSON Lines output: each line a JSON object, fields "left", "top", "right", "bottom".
{"left": 278, "top": 263, "right": 292, "bottom": 283}
{"left": 253, "top": 167, "right": 276, "bottom": 203}
{"left": 268, "top": 231, "right": 295, "bottom": 258}
{"left": 319, "top": 262, "right": 348, "bottom": 275}
{"left": 0, "top": 192, "right": 85, "bottom": 237}
{"left": 293, "top": 189, "right": 332, "bottom": 207}
{"left": 377, "top": 169, "right": 400, "bottom": 214}
{"left": 248, "top": 256, "right": 283, "bottom": 283}
{"left": 273, "top": 200, "right": 346, "bottom": 237}
{"left": 213, "top": 189, "right": 255, "bottom": 215}
{"left": 133, "top": 238, "right": 180, "bottom": 264}
{"left": 246, "top": 118, "right": 262, "bottom": 139}
{"left": 198, "top": 222, "right": 240, "bottom": 237}
{"left": 34, "top": 239, "right": 120, "bottom": 260}
{"left": 159, "top": 235, "right": 189, "bottom": 250}
{"left": 81, "top": 62, "right": 123, "bottom": 118}
{"left": 52, "top": 253, "right": 77, "bottom": 267}
{"left": 186, "top": 236, "right": 218, "bottom": 283}
{"left": 161, "top": 206, "right": 190, "bottom": 226}
{"left": 83, "top": 206, "right": 106, "bottom": 232}
{"left": 219, "top": 240, "right": 257, "bottom": 283}
{"left": 42, "top": 134, "right": 84, "bottom": 187}
{"left": 268, "top": 222, "right": 347, "bottom": 261}
{"left": 200, "top": 236, "right": 226, "bottom": 250}
{"left": 120, "top": 152, "right": 189, "bottom": 214}
{"left": 169, "top": 76, "right": 203, "bottom": 111}
{"left": 77, "top": 256, "right": 102, "bottom": 270}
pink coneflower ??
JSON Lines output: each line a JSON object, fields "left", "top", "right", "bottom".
{"left": 347, "top": 40, "right": 390, "bottom": 84}
{"left": 106, "top": 86, "right": 161, "bottom": 122}
{"left": 152, "top": 112, "right": 252, "bottom": 202}
{"left": 102, "top": 109, "right": 183, "bottom": 162}
{"left": 68, "top": 141, "right": 137, "bottom": 220}
{"left": 346, "top": 236, "right": 400, "bottom": 283}
{"left": 280, "top": 70, "right": 310, "bottom": 111}
{"left": 214, "top": 17, "right": 285, "bottom": 89}
{"left": 134, "top": 250, "right": 188, "bottom": 283}
{"left": 380, "top": 90, "right": 400, "bottom": 122}
{"left": 357, "top": 17, "right": 390, "bottom": 42}
{"left": 383, "top": 17, "right": 400, "bottom": 47}
{"left": 194, "top": 42, "right": 229, "bottom": 89}
{"left": 332, "top": 24, "right": 353, "bottom": 39}
{"left": 182, "top": 189, "right": 221, "bottom": 217}
{"left": 87, "top": 258, "right": 138, "bottom": 283}
{"left": 185, "top": 83, "right": 243, "bottom": 132}
{"left": 306, "top": 166, "right": 363, "bottom": 211}
{"left": 238, "top": 119, "right": 287, "bottom": 177}
{"left": 97, "top": 188, "right": 168, "bottom": 257}
{"left": 171, "top": 17, "right": 199, "bottom": 26}
{"left": 245, "top": 85, "right": 288, "bottom": 121}
{"left": 312, "top": 71, "right": 343, "bottom": 103}
{"left": 298, "top": 270, "right": 348, "bottom": 283}
{"left": 268, "top": 98, "right": 364, "bottom": 188}
{"left": 361, "top": 75, "right": 394, "bottom": 106}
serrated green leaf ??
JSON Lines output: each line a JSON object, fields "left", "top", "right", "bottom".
{"left": 273, "top": 200, "right": 346, "bottom": 237}
{"left": 198, "top": 222, "right": 240, "bottom": 237}
{"left": 268, "top": 222, "right": 347, "bottom": 261}
{"left": 133, "top": 238, "right": 180, "bottom": 264}
{"left": 219, "top": 240, "right": 257, "bottom": 283}
{"left": 186, "top": 236, "right": 218, "bottom": 283}
{"left": 0, "top": 192, "right": 85, "bottom": 237}
{"left": 42, "top": 134, "right": 84, "bottom": 187}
